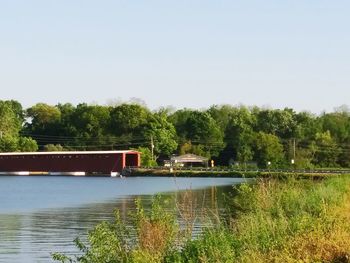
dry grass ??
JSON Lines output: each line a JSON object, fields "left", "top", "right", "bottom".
{"left": 286, "top": 193, "right": 350, "bottom": 263}
{"left": 138, "top": 219, "right": 170, "bottom": 253}
{"left": 235, "top": 181, "right": 350, "bottom": 263}
{"left": 290, "top": 230, "right": 350, "bottom": 262}
{"left": 176, "top": 188, "right": 198, "bottom": 240}
{"left": 132, "top": 196, "right": 178, "bottom": 261}
{"left": 53, "top": 176, "right": 350, "bottom": 263}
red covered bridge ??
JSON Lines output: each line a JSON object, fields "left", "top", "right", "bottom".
{"left": 0, "top": 150, "right": 140, "bottom": 176}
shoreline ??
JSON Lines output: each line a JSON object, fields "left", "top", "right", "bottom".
{"left": 123, "top": 167, "right": 347, "bottom": 179}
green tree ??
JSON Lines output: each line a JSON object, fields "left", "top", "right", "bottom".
{"left": 168, "top": 109, "right": 193, "bottom": 143}
{"left": 0, "top": 101, "right": 22, "bottom": 137}
{"left": 0, "top": 135, "right": 19, "bottom": 152}
{"left": 6, "top": 100, "right": 25, "bottom": 124}
{"left": 0, "top": 100, "right": 36, "bottom": 152}
{"left": 142, "top": 113, "right": 178, "bottom": 158}
{"left": 207, "top": 104, "right": 236, "bottom": 132}
{"left": 67, "top": 104, "right": 112, "bottom": 150}
{"left": 18, "top": 137, "right": 38, "bottom": 152}
{"left": 170, "top": 110, "right": 225, "bottom": 158}
{"left": 109, "top": 104, "right": 150, "bottom": 136}
{"left": 136, "top": 147, "right": 157, "bottom": 167}
{"left": 253, "top": 132, "right": 285, "bottom": 168}
{"left": 237, "top": 144, "right": 253, "bottom": 166}
{"left": 24, "top": 103, "right": 62, "bottom": 147}
{"left": 107, "top": 104, "right": 151, "bottom": 150}
{"left": 26, "top": 103, "right": 61, "bottom": 130}
{"left": 207, "top": 105, "right": 256, "bottom": 165}
{"left": 293, "top": 147, "right": 314, "bottom": 169}
{"left": 312, "top": 131, "right": 340, "bottom": 167}
{"left": 255, "top": 108, "right": 298, "bottom": 139}
{"left": 43, "top": 144, "right": 65, "bottom": 152}
{"left": 221, "top": 107, "right": 256, "bottom": 165}
{"left": 294, "top": 111, "right": 322, "bottom": 140}
{"left": 320, "top": 109, "right": 350, "bottom": 143}
{"left": 56, "top": 103, "right": 78, "bottom": 136}
{"left": 179, "top": 141, "right": 209, "bottom": 158}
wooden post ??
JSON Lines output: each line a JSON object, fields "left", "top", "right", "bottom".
{"left": 151, "top": 136, "right": 154, "bottom": 161}
{"left": 293, "top": 138, "right": 296, "bottom": 161}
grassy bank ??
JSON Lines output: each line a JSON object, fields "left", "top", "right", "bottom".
{"left": 127, "top": 167, "right": 340, "bottom": 179}
{"left": 221, "top": 176, "right": 350, "bottom": 262}
{"left": 53, "top": 175, "right": 350, "bottom": 263}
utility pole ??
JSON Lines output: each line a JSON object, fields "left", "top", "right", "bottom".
{"left": 151, "top": 136, "right": 154, "bottom": 161}
{"left": 291, "top": 138, "right": 296, "bottom": 170}
{"left": 293, "top": 138, "right": 296, "bottom": 161}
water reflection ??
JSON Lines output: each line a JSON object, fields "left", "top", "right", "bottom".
{"left": 0, "top": 177, "right": 244, "bottom": 262}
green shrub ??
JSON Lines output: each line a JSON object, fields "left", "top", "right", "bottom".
{"left": 52, "top": 195, "right": 177, "bottom": 263}
{"left": 177, "top": 228, "right": 237, "bottom": 263}
{"left": 53, "top": 175, "right": 350, "bottom": 263}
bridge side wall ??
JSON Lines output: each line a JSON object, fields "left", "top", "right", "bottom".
{"left": 0, "top": 153, "right": 130, "bottom": 173}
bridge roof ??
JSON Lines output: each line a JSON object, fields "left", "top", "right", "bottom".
{"left": 0, "top": 150, "right": 139, "bottom": 156}
{"left": 171, "top": 154, "right": 208, "bottom": 163}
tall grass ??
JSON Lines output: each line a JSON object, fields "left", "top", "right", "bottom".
{"left": 53, "top": 176, "right": 350, "bottom": 263}
{"left": 224, "top": 176, "right": 350, "bottom": 262}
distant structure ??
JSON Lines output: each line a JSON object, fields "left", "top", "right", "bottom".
{"left": 0, "top": 150, "right": 140, "bottom": 176}
{"left": 168, "top": 154, "right": 209, "bottom": 167}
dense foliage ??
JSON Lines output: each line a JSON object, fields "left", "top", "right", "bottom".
{"left": 52, "top": 176, "right": 350, "bottom": 262}
{"left": 0, "top": 100, "right": 38, "bottom": 152}
{"left": 1, "top": 99, "right": 350, "bottom": 168}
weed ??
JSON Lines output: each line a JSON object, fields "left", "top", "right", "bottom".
{"left": 53, "top": 175, "right": 350, "bottom": 263}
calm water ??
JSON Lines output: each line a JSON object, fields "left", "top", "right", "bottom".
{"left": 0, "top": 176, "right": 245, "bottom": 262}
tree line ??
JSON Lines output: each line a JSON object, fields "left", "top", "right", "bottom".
{"left": 1, "top": 100, "right": 350, "bottom": 168}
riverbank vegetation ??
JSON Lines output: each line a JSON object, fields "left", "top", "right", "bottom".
{"left": 52, "top": 175, "right": 350, "bottom": 262}
{"left": 128, "top": 167, "right": 343, "bottom": 179}
{"left": 1, "top": 99, "right": 350, "bottom": 168}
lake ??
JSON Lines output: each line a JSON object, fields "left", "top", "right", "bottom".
{"left": 0, "top": 176, "right": 246, "bottom": 262}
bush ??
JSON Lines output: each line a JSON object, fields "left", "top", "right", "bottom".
{"left": 52, "top": 195, "right": 177, "bottom": 263}
{"left": 225, "top": 176, "right": 350, "bottom": 262}
{"left": 53, "top": 176, "right": 350, "bottom": 263}
{"left": 169, "top": 228, "right": 237, "bottom": 263}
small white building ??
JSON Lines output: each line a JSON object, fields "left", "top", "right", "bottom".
{"left": 167, "top": 154, "right": 209, "bottom": 167}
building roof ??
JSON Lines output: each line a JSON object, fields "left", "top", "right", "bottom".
{"left": 170, "top": 153, "right": 208, "bottom": 163}
{"left": 0, "top": 150, "right": 139, "bottom": 156}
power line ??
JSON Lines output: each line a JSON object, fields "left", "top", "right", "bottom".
{"left": 17, "top": 131, "right": 350, "bottom": 155}
{"left": 19, "top": 131, "right": 147, "bottom": 140}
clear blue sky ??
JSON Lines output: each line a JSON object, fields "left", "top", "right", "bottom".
{"left": 1, "top": 0, "right": 349, "bottom": 113}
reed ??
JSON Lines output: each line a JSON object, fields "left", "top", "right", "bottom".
{"left": 53, "top": 175, "right": 350, "bottom": 263}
